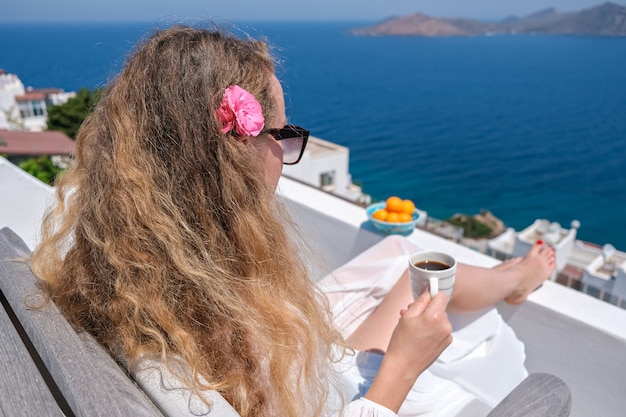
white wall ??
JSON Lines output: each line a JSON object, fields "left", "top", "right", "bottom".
{"left": 282, "top": 137, "right": 358, "bottom": 201}
{"left": 0, "top": 73, "right": 25, "bottom": 130}
{"left": 0, "top": 157, "right": 54, "bottom": 249}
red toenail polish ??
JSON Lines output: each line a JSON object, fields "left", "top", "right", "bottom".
{"left": 536, "top": 239, "right": 543, "bottom": 245}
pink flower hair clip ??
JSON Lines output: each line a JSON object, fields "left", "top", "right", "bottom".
{"left": 216, "top": 85, "right": 265, "bottom": 138}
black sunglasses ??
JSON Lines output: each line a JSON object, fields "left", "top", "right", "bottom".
{"left": 265, "top": 125, "right": 310, "bottom": 165}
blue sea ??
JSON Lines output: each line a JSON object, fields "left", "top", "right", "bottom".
{"left": 1, "top": 21, "right": 625, "bottom": 250}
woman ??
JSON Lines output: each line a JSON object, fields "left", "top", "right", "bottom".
{"left": 31, "top": 25, "right": 555, "bottom": 417}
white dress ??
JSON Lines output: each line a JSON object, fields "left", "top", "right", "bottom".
{"left": 135, "top": 235, "right": 527, "bottom": 417}
{"left": 320, "top": 235, "right": 528, "bottom": 416}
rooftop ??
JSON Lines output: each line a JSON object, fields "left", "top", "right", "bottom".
{"left": 2, "top": 156, "right": 626, "bottom": 417}
{"left": 15, "top": 88, "right": 64, "bottom": 101}
{"left": 304, "top": 135, "right": 349, "bottom": 157}
{"left": 0, "top": 130, "right": 75, "bottom": 156}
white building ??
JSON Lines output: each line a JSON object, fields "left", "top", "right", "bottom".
{"left": 0, "top": 71, "right": 24, "bottom": 130}
{"left": 0, "top": 70, "right": 75, "bottom": 132}
{"left": 282, "top": 135, "right": 370, "bottom": 205}
{"left": 579, "top": 243, "right": 626, "bottom": 307}
{"left": 487, "top": 219, "right": 580, "bottom": 276}
{"left": 487, "top": 217, "right": 626, "bottom": 308}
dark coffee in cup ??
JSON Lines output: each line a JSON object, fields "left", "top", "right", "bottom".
{"left": 414, "top": 260, "right": 450, "bottom": 271}
{"left": 409, "top": 251, "right": 456, "bottom": 298}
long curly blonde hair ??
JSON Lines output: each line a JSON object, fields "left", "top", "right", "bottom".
{"left": 31, "top": 25, "right": 343, "bottom": 417}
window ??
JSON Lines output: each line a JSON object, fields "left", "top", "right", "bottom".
{"left": 320, "top": 171, "right": 335, "bottom": 191}
{"left": 17, "top": 100, "right": 47, "bottom": 119}
{"left": 18, "top": 102, "right": 32, "bottom": 118}
{"left": 32, "top": 100, "right": 45, "bottom": 116}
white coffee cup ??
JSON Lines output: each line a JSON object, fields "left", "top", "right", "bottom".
{"left": 408, "top": 251, "right": 456, "bottom": 299}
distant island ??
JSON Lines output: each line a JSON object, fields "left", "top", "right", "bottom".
{"left": 351, "top": 2, "right": 626, "bottom": 37}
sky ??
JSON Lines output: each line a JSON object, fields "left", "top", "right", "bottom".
{"left": 2, "top": 0, "right": 624, "bottom": 23}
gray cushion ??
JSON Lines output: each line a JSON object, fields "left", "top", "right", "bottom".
{"left": 487, "top": 373, "right": 572, "bottom": 417}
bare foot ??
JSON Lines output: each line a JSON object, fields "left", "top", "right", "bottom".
{"left": 504, "top": 243, "right": 556, "bottom": 305}
{"left": 492, "top": 257, "right": 523, "bottom": 271}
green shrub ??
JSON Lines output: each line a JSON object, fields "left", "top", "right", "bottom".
{"left": 445, "top": 215, "right": 493, "bottom": 239}
{"left": 18, "top": 155, "right": 62, "bottom": 185}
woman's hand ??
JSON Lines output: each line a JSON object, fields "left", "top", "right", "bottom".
{"left": 364, "top": 291, "right": 453, "bottom": 413}
{"left": 388, "top": 291, "right": 453, "bottom": 374}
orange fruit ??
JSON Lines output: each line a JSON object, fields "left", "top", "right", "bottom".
{"left": 400, "top": 199, "right": 415, "bottom": 215}
{"left": 386, "top": 212, "right": 400, "bottom": 223}
{"left": 385, "top": 196, "right": 403, "bottom": 213}
{"left": 397, "top": 212, "right": 413, "bottom": 223}
{"left": 372, "top": 209, "right": 388, "bottom": 221}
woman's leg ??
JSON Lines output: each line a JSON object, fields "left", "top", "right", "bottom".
{"left": 345, "top": 242, "right": 556, "bottom": 352}
{"left": 448, "top": 242, "right": 556, "bottom": 312}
